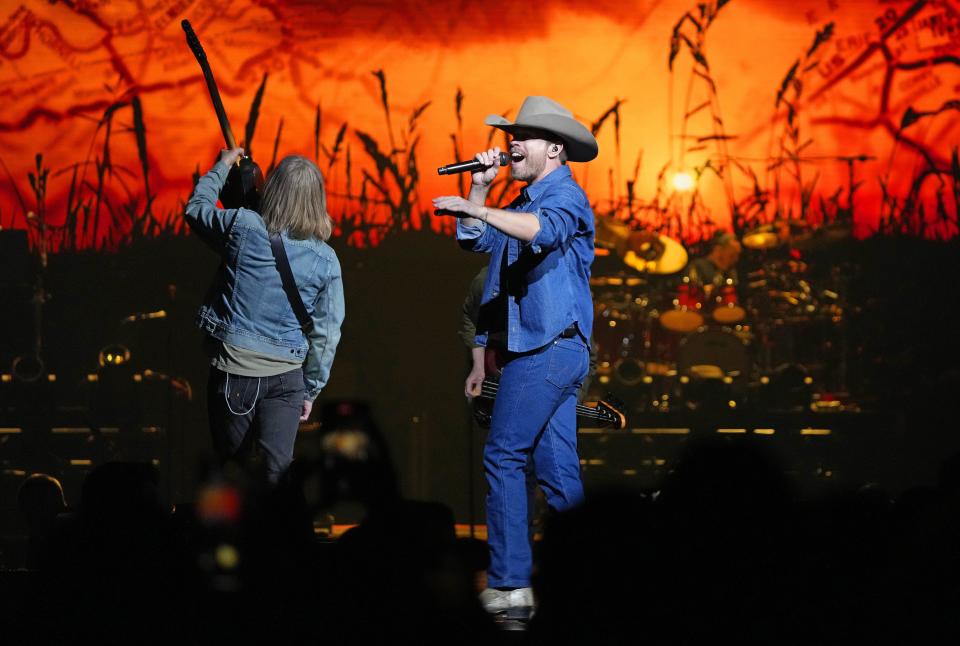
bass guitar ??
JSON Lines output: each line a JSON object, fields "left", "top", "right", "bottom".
{"left": 472, "top": 378, "right": 626, "bottom": 430}
{"left": 182, "top": 19, "right": 264, "bottom": 209}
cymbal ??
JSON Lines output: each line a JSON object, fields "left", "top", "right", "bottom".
{"left": 594, "top": 217, "right": 632, "bottom": 250}
{"left": 741, "top": 223, "right": 784, "bottom": 249}
{"left": 590, "top": 274, "right": 647, "bottom": 287}
{"left": 594, "top": 218, "right": 688, "bottom": 274}
{"left": 791, "top": 221, "right": 852, "bottom": 251}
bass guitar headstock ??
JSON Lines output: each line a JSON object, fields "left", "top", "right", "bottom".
{"left": 593, "top": 395, "right": 627, "bottom": 430}
{"left": 181, "top": 17, "right": 264, "bottom": 210}
{"left": 181, "top": 20, "right": 206, "bottom": 62}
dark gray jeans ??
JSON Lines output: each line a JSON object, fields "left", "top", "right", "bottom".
{"left": 207, "top": 366, "right": 305, "bottom": 483}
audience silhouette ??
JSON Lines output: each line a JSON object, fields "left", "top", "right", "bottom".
{"left": 5, "top": 428, "right": 960, "bottom": 644}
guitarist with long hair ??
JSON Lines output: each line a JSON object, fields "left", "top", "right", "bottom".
{"left": 185, "top": 148, "right": 344, "bottom": 484}
{"left": 434, "top": 96, "right": 599, "bottom": 620}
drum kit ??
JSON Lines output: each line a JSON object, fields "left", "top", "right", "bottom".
{"left": 592, "top": 217, "right": 851, "bottom": 414}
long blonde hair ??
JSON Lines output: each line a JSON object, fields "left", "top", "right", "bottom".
{"left": 259, "top": 155, "right": 332, "bottom": 241}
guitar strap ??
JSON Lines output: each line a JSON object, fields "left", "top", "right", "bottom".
{"left": 269, "top": 233, "right": 314, "bottom": 334}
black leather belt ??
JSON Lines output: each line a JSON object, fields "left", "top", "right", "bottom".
{"left": 559, "top": 324, "right": 579, "bottom": 339}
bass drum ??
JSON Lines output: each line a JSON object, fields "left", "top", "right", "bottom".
{"left": 676, "top": 328, "right": 752, "bottom": 410}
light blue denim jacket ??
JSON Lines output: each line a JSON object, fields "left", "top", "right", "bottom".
{"left": 457, "top": 165, "right": 594, "bottom": 353}
{"left": 184, "top": 161, "right": 345, "bottom": 400}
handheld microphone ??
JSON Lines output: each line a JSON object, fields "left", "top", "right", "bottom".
{"left": 437, "top": 152, "right": 510, "bottom": 176}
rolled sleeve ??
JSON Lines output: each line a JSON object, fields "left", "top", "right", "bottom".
{"left": 457, "top": 218, "right": 502, "bottom": 253}
{"left": 302, "top": 254, "right": 345, "bottom": 401}
{"left": 457, "top": 217, "right": 485, "bottom": 240}
{"left": 528, "top": 190, "right": 585, "bottom": 252}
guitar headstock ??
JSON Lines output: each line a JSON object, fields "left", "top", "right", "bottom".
{"left": 181, "top": 20, "right": 206, "bottom": 62}
{"left": 595, "top": 397, "right": 626, "bottom": 430}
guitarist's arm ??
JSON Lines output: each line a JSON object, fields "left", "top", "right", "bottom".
{"left": 466, "top": 346, "right": 485, "bottom": 399}
{"left": 461, "top": 267, "right": 488, "bottom": 399}
{"left": 185, "top": 148, "right": 246, "bottom": 252}
{"left": 302, "top": 253, "right": 345, "bottom": 409}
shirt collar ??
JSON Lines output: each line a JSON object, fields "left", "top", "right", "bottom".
{"left": 522, "top": 165, "right": 572, "bottom": 202}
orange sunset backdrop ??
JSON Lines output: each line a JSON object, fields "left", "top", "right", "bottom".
{"left": 1, "top": 0, "right": 958, "bottom": 249}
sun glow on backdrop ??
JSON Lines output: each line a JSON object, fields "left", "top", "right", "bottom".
{"left": 671, "top": 171, "right": 696, "bottom": 193}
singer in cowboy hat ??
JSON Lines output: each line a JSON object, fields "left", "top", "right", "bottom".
{"left": 433, "top": 95, "right": 599, "bottom": 619}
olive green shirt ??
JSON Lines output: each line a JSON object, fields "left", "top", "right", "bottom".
{"left": 205, "top": 337, "right": 302, "bottom": 377}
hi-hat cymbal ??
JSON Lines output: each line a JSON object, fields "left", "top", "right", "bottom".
{"left": 742, "top": 219, "right": 818, "bottom": 250}
{"left": 741, "top": 223, "right": 784, "bottom": 249}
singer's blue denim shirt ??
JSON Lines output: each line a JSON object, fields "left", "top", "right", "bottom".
{"left": 457, "top": 165, "right": 594, "bottom": 353}
{"left": 184, "top": 161, "right": 345, "bottom": 400}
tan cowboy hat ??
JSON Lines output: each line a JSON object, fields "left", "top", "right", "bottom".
{"left": 485, "top": 96, "right": 599, "bottom": 163}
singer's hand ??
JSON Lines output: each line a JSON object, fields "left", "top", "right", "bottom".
{"left": 219, "top": 147, "right": 245, "bottom": 167}
{"left": 432, "top": 195, "right": 486, "bottom": 219}
{"left": 472, "top": 147, "right": 503, "bottom": 187}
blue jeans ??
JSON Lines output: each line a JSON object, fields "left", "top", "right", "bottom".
{"left": 207, "top": 366, "right": 305, "bottom": 483}
{"left": 485, "top": 336, "right": 588, "bottom": 588}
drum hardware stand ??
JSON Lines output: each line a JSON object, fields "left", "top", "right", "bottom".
{"left": 110, "top": 285, "right": 189, "bottom": 502}
{"left": 11, "top": 211, "right": 49, "bottom": 384}
{"left": 165, "top": 283, "right": 184, "bottom": 503}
